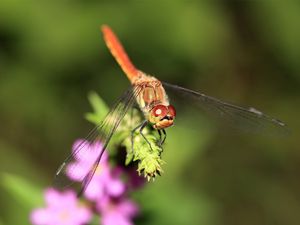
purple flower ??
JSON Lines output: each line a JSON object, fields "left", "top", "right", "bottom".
{"left": 126, "top": 167, "right": 146, "bottom": 190}
{"left": 30, "top": 188, "right": 91, "bottom": 225}
{"left": 66, "top": 139, "right": 125, "bottom": 201}
{"left": 97, "top": 196, "right": 139, "bottom": 225}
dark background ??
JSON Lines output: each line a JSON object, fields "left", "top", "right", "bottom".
{"left": 0, "top": 1, "right": 299, "bottom": 225}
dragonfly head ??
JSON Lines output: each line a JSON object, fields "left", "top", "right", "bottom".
{"left": 149, "top": 104, "right": 176, "bottom": 129}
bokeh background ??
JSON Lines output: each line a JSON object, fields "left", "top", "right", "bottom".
{"left": 0, "top": 1, "right": 299, "bottom": 225}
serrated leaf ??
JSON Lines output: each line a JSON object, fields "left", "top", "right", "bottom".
{"left": 125, "top": 152, "right": 134, "bottom": 165}
{"left": 85, "top": 91, "right": 109, "bottom": 125}
{"left": 85, "top": 113, "right": 102, "bottom": 125}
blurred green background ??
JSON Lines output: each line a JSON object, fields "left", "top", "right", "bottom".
{"left": 0, "top": 1, "right": 299, "bottom": 225}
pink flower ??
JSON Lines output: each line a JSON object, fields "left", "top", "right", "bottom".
{"left": 66, "top": 139, "right": 125, "bottom": 201}
{"left": 97, "top": 196, "right": 139, "bottom": 225}
{"left": 30, "top": 188, "right": 91, "bottom": 225}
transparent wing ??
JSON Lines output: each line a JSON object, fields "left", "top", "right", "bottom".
{"left": 163, "top": 82, "right": 289, "bottom": 136}
{"left": 53, "top": 85, "right": 142, "bottom": 196}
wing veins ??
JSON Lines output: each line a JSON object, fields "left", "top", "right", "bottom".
{"left": 163, "top": 82, "right": 288, "bottom": 135}
{"left": 54, "top": 85, "right": 142, "bottom": 194}
{"left": 78, "top": 86, "right": 142, "bottom": 196}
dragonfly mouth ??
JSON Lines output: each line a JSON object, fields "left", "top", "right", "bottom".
{"left": 161, "top": 116, "right": 173, "bottom": 121}
{"left": 154, "top": 117, "right": 174, "bottom": 129}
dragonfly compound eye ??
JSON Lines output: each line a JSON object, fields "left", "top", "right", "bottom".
{"left": 152, "top": 105, "right": 168, "bottom": 117}
{"left": 168, "top": 105, "right": 176, "bottom": 117}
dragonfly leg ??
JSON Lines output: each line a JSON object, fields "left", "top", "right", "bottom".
{"left": 131, "top": 121, "right": 144, "bottom": 154}
{"left": 161, "top": 129, "right": 167, "bottom": 145}
{"left": 162, "top": 129, "right": 167, "bottom": 144}
{"left": 157, "top": 129, "right": 167, "bottom": 149}
{"left": 139, "top": 120, "right": 154, "bottom": 151}
{"left": 157, "top": 129, "right": 162, "bottom": 144}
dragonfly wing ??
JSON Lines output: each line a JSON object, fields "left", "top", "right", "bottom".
{"left": 163, "top": 82, "right": 289, "bottom": 136}
{"left": 54, "top": 85, "right": 142, "bottom": 195}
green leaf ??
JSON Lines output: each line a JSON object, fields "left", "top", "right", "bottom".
{"left": 85, "top": 91, "right": 109, "bottom": 125}
{"left": 118, "top": 109, "right": 164, "bottom": 180}
{"left": 1, "top": 173, "right": 43, "bottom": 208}
{"left": 85, "top": 93, "right": 165, "bottom": 181}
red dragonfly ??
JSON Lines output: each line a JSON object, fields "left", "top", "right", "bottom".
{"left": 55, "top": 25, "right": 288, "bottom": 194}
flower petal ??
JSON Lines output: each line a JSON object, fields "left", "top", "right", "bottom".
{"left": 84, "top": 178, "right": 105, "bottom": 200}
{"left": 102, "top": 212, "right": 133, "bottom": 225}
{"left": 118, "top": 199, "right": 139, "bottom": 218}
{"left": 72, "top": 140, "right": 106, "bottom": 165}
{"left": 66, "top": 162, "right": 89, "bottom": 181}
{"left": 44, "top": 188, "right": 62, "bottom": 207}
{"left": 72, "top": 139, "right": 90, "bottom": 161}
{"left": 76, "top": 206, "right": 93, "bottom": 224}
{"left": 31, "top": 189, "right": 92, "bottom": 225}
{"left": 106, "top": 177, "right": 125, "bottom": 197}
{"left": 30, "top": 208, "right": 51, "bottom": 225}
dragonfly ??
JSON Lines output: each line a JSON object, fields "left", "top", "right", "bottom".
{"left": 54, "top": 25, "right": 288, "bottom": 195}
